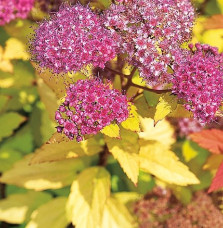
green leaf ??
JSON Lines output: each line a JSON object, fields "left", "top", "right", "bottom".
{"left": 37, "top": 77, "right": 59, "bottom": 121}
{"left": 26, "top": 197, "right": 69, "bottom": 228}
{"left": 67, "top": 166, "right": 110, "bottom": 228}
{"left": 105, "top": 128, "right": 140, "bottom": 184}
{"left": 0, "top": 95, "right": 10, "bottom": 113}
{"left": 154, "top": 93, "right": 178, "bottom": 123}
{"left": 30, "top": 136, "right": 102, "bottom": 164}
{"left": 30, "top": 101, "right": 56, "bottom": 147}
{"left": 0, "top": 61, "right": 35, "bottom": 89}
{"left": 0, "top": 191, "right": 51, "bottom": 224}
{"left": 0, "top": 155, "right": 90, "bottom": 191}
{"left": 144, "top": 91, "right": 161, "bottom": 107}
{"left": 0, "top": 112, "right": 26, "bottom": 142}
{"left": 101, "top": 196, "right": 136, "bottom": 228}
{"left": 0, "top": 124, "right": 33, "bottom": 154}
{"left": 101, "top": 123, "right": 120, "bottom": 138}
{"left": 139, "top": 141, "right": 200, "bottom": 186}
{"left": 0, "top": 149, "right": 22, "bottom": 172}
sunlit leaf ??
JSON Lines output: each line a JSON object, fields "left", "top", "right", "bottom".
{"left": 0, "top": 191, "right": 51, "bottom": 224}
{"left": 121, "top": 104, "right": 140, "bottom": 132}
{"left": 0, "top": 112, "right": 26, "bottom": 142}
{"left": 139, "top": 117, "right": 175, "bottom": 148}
{"left": 3, "top": 38, "right": 29, "bottom": 61}
{"left": 0, "top": 155, "right": 90, "bottom": 191}
{"left": 67, "top": 166, "right": 110, "bottom": 228}
{"left": 154, "top": 93, "right": 178, "bottom": 123}
{"left": 26, "top": 197, "right": 69, "bottom": 228}
{"left": 139, "top": 141, "right": 200, "bottom": 186}
{"left": 202, "top": 29, "right": 223, "bottom": 52}
{"left": 190, "top": 129, "right": 223, "bottom": 154}
{"left": 182, "top": 140, "right": 198, "bottom": 162}
{"left": 168, "top": 104, "right": 193, "bottom": 118}
{"left": 105, "top": 128, "right": 140, "bottom": 184}
{"left": 101, "top": 123, "right": 120, "bottom": 138}
{"left": 30, "top": 137, "right": 102, "bottom": 164}
{"left": 101, "top": 196, "right": 136, "bottom": 228}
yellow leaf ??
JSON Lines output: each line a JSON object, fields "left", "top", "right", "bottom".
{"left": 26, "top": 197, "right": 69, "bottom": 228}
{"left": 105, "top": 128, "right": 140, "bottom": 184}
{"left": 34, "top": 64, "right": 86, "bottom": 99}
{"left": 113, "top": 192, "right": 141, "bottom": 206}
{"left": 101, "top": 123, "right": 120, "bottom": 138}
{"left": 3, "top": 38, "right": 29, "bottom": 61}
{"left": 154, "top": 93, "right": 177, "bottom": 123}
{"left": 101, "top": 197, "right": 136, "bottom": 228}
{"left": 139, "top": 117, "right": 175, "bottom": 148}
{"left": 30, "top": 137, "right": 103, "bottom": 164}
{"left": 203, "top": 154, "right": 223, "bottom": 171}
{"left": 0, "top": 191, "right": 51, "bottom": 224}
{"left": 182, "top": 140, "right": 198, "bottom": 162}
{"left": 168, "top": 104, "right": 193, "bottom": 118}
{"left": 139, "top": 141, "right": 200, "bottom": 186}
{"left": 121, "top": 104, "right": 140, "bottom": 132}
{"left": 202, "top": 29, "right": 223, "bottom": 53}
{"left": 0, "top": 155, "right": 90, "bottom": 191}
{"left": 67, "top": 167, "right": 110, "bottom": 228}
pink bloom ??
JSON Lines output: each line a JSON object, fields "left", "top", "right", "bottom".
{"left": 55, "top": 79, "right": 129, "bottom": 141}
{"left": 0, "top": 0, "right": 34, "bottom": 25}
{"left": 171, "top": 44, "right": 223, "bottom": 123}
{"left": 31, "top": 4, "right": 119, "bottom": 74}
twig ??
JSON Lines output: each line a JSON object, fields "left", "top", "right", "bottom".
{"left": 98, "top": 145, "right": 109, "bottom": 166}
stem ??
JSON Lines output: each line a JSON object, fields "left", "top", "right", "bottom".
{"left": 105, "top": 66, "right": 172, "bottom": 94}
{"left": 105, "top": 67, "right": 129, "bottom": 79}
{"left": 128, "top": 82, "right": 172, "bottom": 94}
{"left": 98, "top": 145, "right": 109, "bottom": 166}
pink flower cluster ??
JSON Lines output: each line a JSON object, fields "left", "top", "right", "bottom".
{"left": 55, "top": 79, "right": 129, "bottom": 141}
{"left": 0, "top": 0, "right": 34, "bottom": 25}
{"left": 171, "top": 43, "right": 223, "bottom": 123}
{"left": 31, "top": 4, "right": 119, "bottom": 74}
{"left": 102, "top": 0, "right": 195, "bottom": 85}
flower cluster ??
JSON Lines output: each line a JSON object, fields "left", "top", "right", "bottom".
{"left": 31, "top": 4, "right": 119, "bottom": 74}
{"left": 171, "top": 44, "right": 223, "bottom": 123}
{"left": 55, "top": 79, "right": 129, "bottom": 141}
{"left": 133, "top": 187, "right": 223, "bottom": 228}
{"left": 102, "top": 0, "right": 195, "bottom": 85}
{"left": 0, "top": 0, "right": 34, "bottom": 25}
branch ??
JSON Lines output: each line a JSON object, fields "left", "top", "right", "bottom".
{"left": 104, "top": 67, "right": 129, "bottom": 79}
{"left": 98, "top": 145, "right": 109, "bottom": 166}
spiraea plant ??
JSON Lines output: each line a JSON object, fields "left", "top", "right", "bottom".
{"left": 0, "top": 0, "right": 223, "bottom": 227}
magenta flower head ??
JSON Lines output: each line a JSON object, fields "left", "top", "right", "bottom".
{"left": 102, "top": 0, "right": 195, "bottom": 86}
{"left": 55, "top": 78, "right": 129, "bottom": 141}
{"left": 31, "top": 3, "right": 119, "bottom": 74}
{"left": 0, "top": 0, "right": 34, "bottom": 25}
{"left": 171, "top": 43, "right": 223, "bottom": 123}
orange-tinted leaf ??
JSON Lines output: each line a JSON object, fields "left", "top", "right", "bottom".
{"left": 204, "top": 15, "right": 223, "bottom": 30}
{"left": 208, "top": 161, "right": 223, "bottom": 193}
{"left": 190, "top": 129, "right": 223, "bottom": 154}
